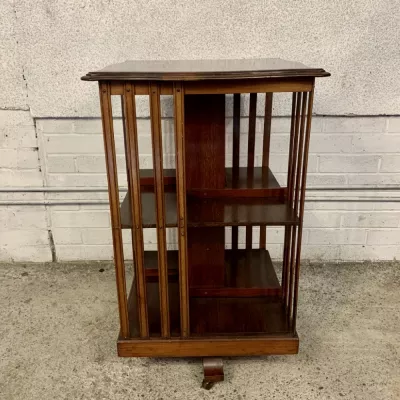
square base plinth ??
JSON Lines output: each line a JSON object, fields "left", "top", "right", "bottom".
{"left": 117, "top": 335, "right": 299, "bottom": 357}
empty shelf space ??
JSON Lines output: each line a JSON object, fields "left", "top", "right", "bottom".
{"left": 191, "top": 249, "right": 281, "bottom": 297}
{"left": 139, "top": 167, "right": 286, "bottom": 198}
{"left": 139, "top": 249, "right": 281, "bottom": 297}
{"left": 127, "top": 249, "right": 289, "bottom": 337}
{"left": 120, "top": 193, "right": 299, "bottom": 228}
{"left": 120, "top": 192, "right": 177, "bottom": 228}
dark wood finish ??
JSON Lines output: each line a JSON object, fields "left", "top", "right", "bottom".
{"left": 149, "top": 82, "right": 170, "bottom": 337}
{"left": 138, "top": 249, "right": 281, "bottom": 298}
{"left": 190, "top": 249, "right": 281, "bottom": 298}
{"left": 121, "top": 192, "right": 300, "bottom": 228}
{"left": 139, "top": 166, "right": 286, "bottom": 198}
{"left": 184, "top": 95, "right": 226, "bottom": 189}
{"left": 121, "top": 192, "right": 176, "bottom": 228}
{"left": 86, "top": 59, "right": 328, "bottom": 376}
{"left": 292, "top": 89, "right": 315, "bottom": 332}
{"left": 121, "top": 83, "right": 149, "bottom": 337}
{"left": 82, "top": 58, "right": 330, "bottom": 81}
{"left": 117, "top": 336, "right": 299, "bottom": 357}
{"left": 127, "top": 281, "right": 291, "bottom": 337}
{"left": 287, "top": 93, "right": 302, "bottom": 318}
{"left": 108, "top": 78, "right": 314, "bottom": 95}
{"left": 283, "top": 93, "right": 298, "bottom": 305}
{"left": 139, "top": 168, "right": 175, "bottom": 187}
{"left": 260, "top": 93, "right": 273, "bottom": 249}
{"left": 185, "top": 198, "right": 300, "bottom": 227}
{"left": 202, "top": 358, "right": 224, "bottom": 389}
{"left": 127, "top": 249, "right": 285, "bottom": 335}
{"left": 98, "top": 82, "right": 130, "bottom": 338}
{"left": 173, "top": 82, "right": 190, "bottom": 337}
{"left": 231, "top": 93, "right": 241, "bottom": 252}
{"left": 246, "top": 93, "right": 257, "bottom": 249}
{"left": 185, "top": 94, "right": 226, "bottom": 288}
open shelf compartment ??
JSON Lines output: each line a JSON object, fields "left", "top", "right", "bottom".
{"left": 127, "top": 249, "right": 291, "bottom": 338}
{"left": 121, "top": 167, "right": 299, "bottom": 228}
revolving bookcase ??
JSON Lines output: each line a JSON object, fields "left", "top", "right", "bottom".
{"left": 82, "top": 59, "right": 329, "bottom": 388}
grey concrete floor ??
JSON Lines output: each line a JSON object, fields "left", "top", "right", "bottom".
{"left": 0, "top": 261, "right": 399, "bottom": 400}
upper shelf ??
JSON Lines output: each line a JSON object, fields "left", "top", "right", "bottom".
{"left": 120, "top": 166, "right": 297, "bottom": 228}
{"left": 140, "top": 167, "right": 286, "bottom": 199}
{"left": 82, "top": 58, "right": 330, "bottom": 81}
{"left": 120, "top": 193, "right": 299, "bottom": 228}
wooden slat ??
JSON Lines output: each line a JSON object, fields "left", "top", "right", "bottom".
{"left": 261, "top": 93, "right": 273, "bottom": 171}
{"left": 173, "top": 82, "right": 190, "bottom": 337}
{"left": 260, "top": 93, "right": 273, "bottom": 249}
{"left": 247, "top": 93, "right": 257, "bottom": 171}
{"left": 232, "top": 94, "right": 241, "bottom": 179}
{"left": 246, "top": 93, "right": 257, "bottom": 249}
{"left": 98, "top": 82, "right": 130, "bottom": 338}
{"left": 122, "top": 83, "right": 149, "bottom": 337}
{"left": 149, "top": 82, "right": 170, "bottom": 338}
{"left": 232, "top": 94, "right": 241, "bottom": 251}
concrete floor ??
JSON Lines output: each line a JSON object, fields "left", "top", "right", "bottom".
{"left": 0, "top": 261, "right": 399, "bottom": 400}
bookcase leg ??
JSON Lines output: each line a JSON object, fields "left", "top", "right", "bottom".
{"left": 202, "top": 357, "right": 224, "bottom": 389}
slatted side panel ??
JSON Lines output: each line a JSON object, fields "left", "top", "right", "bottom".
{"left": 122, "top": 83, "right": 149, "bottom": 338}
{"left": 149, "top": 82, "right": 170, "bottom": 338}
{"left": 173, "top": 82, "right": 190, "bottom": 337}
{"left": 231, "top": 94, "right": 241, "bottom": 251}
{"left": 245, "top": 93, "right": 257, "bottom": 249}
{"left": 288, "top": 92, "right": 306, "bottom": 321}
{"left": 281, "top": 88, "right": 314, "bottom": 333}
{"left": 292, "top": 89, "right": 314, "bottom": 332}
{"left": 286, "top": 92, "right": 301, "bottom": 318}
{"left": 259, "top": 93, "right": 273, "bottom": 249}
{"left": 98, "top": 82, "right": 130, "bottom": 338}
{"left": 282, "top": 93, "right": 297, "bottom": 306}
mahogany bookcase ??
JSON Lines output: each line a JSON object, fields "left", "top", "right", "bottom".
{"left": 82, "top": 59, "right": 329, "bottom": 388}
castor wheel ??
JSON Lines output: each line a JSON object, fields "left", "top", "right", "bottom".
{"left": 201, "top": 357, "right": 224, "bottom": 389}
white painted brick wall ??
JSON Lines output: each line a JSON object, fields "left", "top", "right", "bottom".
{"left": 1, "top": 113, "right": 400, "bottom": 262}
{"left": 0, "top": 110, "right": 52, "bottom": 262}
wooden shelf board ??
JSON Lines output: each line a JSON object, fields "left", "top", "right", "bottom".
{"left": 120, "top": 193, "right": 299, "bottom": 228}
{"left": 225, "top": 167, "right": 280, "bottom": 189}
{"left": 127, "top": 249, "right": 290, "bottom": 338}
{"left": 139, "top": 167, "right": 285, "bottom": 197}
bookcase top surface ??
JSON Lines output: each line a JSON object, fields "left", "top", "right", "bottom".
{"left": 82, "top": 58, "right": 330, "bottom": 81}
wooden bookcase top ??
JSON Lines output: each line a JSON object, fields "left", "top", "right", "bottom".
{"left": 82, "top": 58, "right": 330, "bottom": 81}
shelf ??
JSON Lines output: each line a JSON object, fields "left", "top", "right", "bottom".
{"left": 121, "top": 192, "right": 178, "bottom": 228}
{"left": 120, "top": 194, "right": 299, "bottom": 228}
{"left": 190, "top": 249, "right": 281, "bottom": 297}
{"left": 127, "top": 249, "right": 290, "bottom": 337}
{"left": 139, "top": 167, "right": 286, "bottom": 198}
{"left": 120, "top": 166, "right": 296, "bottom": 228}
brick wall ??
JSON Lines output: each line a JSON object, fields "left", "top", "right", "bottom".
{"left": 1, "top": 108, "right": 399, "bottom": 262}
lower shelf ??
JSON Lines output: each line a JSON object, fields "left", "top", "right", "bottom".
{"left": 127, "top": 249, "right": 291, "bottom": 338}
